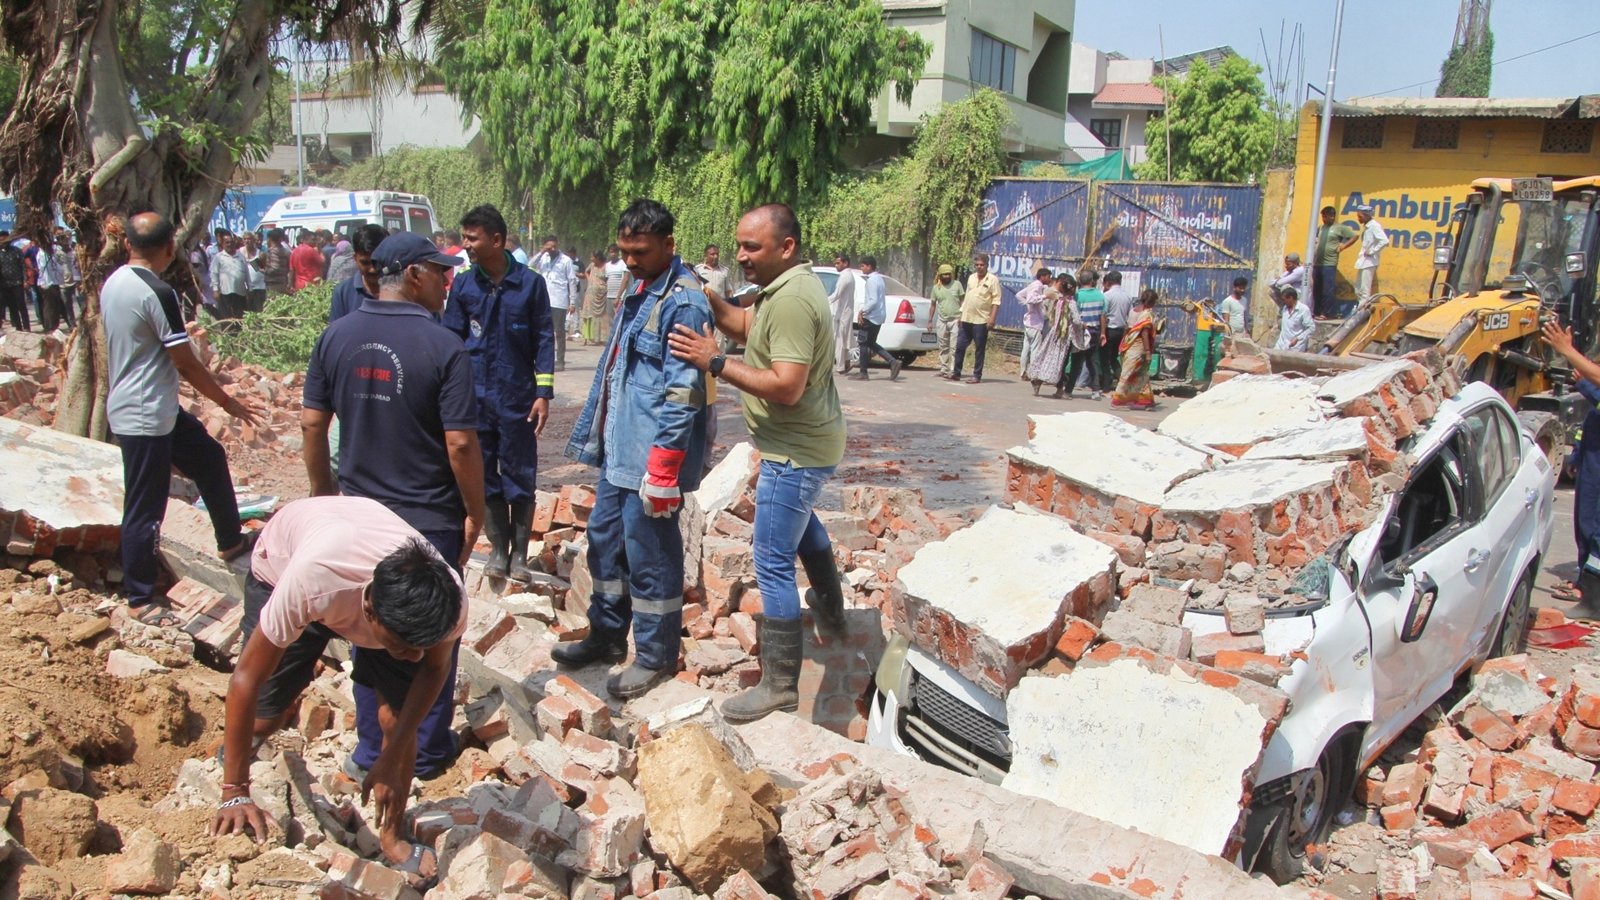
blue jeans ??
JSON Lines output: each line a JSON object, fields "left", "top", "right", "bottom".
{"left": 583, "top": 475, "right": 684, "bottom": 670}
{"left": 753, "top": 460, "right": 837, "bottom": 621}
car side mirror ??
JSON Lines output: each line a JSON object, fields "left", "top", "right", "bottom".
{"left": 1401, "top": 571, "right": 1439, "bottom": 643}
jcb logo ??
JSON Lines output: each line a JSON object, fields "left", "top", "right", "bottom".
{"left": 1483, "top": 312, "right": 1511, "bottom": 331}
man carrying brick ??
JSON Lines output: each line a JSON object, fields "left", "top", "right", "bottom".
{"left": 668, "top": 203, "right": 847, "bottom": 723}
{"left": 210, "top": 496, "right": 466, "bottom": 891}
{"left": 560, "top": 199, "right": 714, "bottom": 699}
{"left": 104, "top": 212, "right": 258, "bottom": 624}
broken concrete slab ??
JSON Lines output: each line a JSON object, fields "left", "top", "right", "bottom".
{"left": 158, "top": 497, "right": 249, "bottom": 599}
{"left": 1156, "top": 374, "right": 1329, "bottom": 454}
{"left": 895, "top": 506, "right": 1118, "bottom": 699}
{"left": 1316, "top": 359, "right": 1420, "bottom": 408}
{"left": 1240, "top": 417, "right": 1371, "bottom": 462}
{"left": 689, "top": 443, "right": 759, "bottom": 530}
{"left": 0, "top": 417, "right": 123, "bottom": 556}
{"left": 1001, "top": 660, "right": 1277, "bottom": 859}
{"left": 733, "top": 712, "right": 1308, "bottom": 900}
{"left": 1154, "top": 457, "right": 1374, "bottom": 571}
{"left": 1007, "top": 411, "right": 1210, "bottom": 509}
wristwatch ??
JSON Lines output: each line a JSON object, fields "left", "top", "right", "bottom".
{"left": 708, "top": 354, "right": 727, "bottom": 377}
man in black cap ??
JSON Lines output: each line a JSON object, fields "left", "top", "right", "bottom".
{"left": 300, "top": 231, "right": 485, "bottom": 780}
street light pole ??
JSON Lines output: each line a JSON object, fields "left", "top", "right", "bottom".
{"left": 292, "top": 42, "right": 305, "bottom": 190}
{"left": 1303, "top": 0, "right": 1345, "bottom": 299}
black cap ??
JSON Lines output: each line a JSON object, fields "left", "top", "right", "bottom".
{"left": 371, "top": 232, "right": 463, "bottom": 276}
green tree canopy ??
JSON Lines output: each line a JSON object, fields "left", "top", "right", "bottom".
{"left": 436, "top": 0, "right": 928, "bottom": 212}
{"left": 1436, "top": 30, "right": 1493, "bottom": 98}
{"left": 1135, "top": 57, "right": 1274, "bottom": 184}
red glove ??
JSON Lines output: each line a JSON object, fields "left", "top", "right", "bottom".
{"left": 640, "top": 447, "right": 686, "bottom": 518}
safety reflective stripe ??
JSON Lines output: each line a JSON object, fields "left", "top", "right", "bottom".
{"left": 535, "top": 373, "right": 555, "bottom": 387}
{"left": 665, "top": 386, "right": 704, "bottom": 407}
{"left": 592, "top": 579, "right": 627, "bottom": 598}
{"left": 632, "top": 595, "right": 685, "bottom": 616}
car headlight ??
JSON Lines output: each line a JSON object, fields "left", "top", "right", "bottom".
{"left": 875, "top": 633, "right": 911, "bottom": 701}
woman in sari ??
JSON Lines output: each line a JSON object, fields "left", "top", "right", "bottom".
{"left": 1026, "top": 273, "right": 1076, "bottom": 397}
{"left": 1111, "top": 288, "right": 1158, "bottom": 410}
{"left": 580, "top": 251, "right": 609, "bottom": 345}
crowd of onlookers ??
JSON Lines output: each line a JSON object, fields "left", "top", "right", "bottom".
{"left": 0, "top": 227, "right": 84, "bottom": 335}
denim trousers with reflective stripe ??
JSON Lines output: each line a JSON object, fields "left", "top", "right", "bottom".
{"left": 753, "top": 459, "right": 837, "bottom": 621}
{"left": 584, "top": 476, "right": 684, "bottom": 670}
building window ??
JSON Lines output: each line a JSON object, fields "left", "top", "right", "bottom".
{"left": 1543, "top": 120, "right": 1594, "bottom": 154}
{"left": 1413, "top": 119, "right": 1460, "bottom": 150}
{"left": 970, "top": 29, "right": 1016, "bottom": 94}
{"left": 1341, "top": 118, "right": 1385, "bottom": 149}
{"left": 1090, "top": 118, "right": 1123, "bottom": 149}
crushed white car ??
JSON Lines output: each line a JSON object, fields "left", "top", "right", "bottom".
{"left": 866, "top": 380, "right": 1555, "bottom": 882}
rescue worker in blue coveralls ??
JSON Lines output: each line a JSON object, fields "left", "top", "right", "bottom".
{"left": 1543, "top": 320, "right": 1600, "bottom": 621}
{"left": 442, "top": 205, "right": 555, "bottom": 583}
{"left": 558, "top": 199, "right": 714, "bottom": 700}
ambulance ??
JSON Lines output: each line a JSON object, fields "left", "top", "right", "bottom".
{"left": 256, "top": 187, "right": 441, "bottom": 240}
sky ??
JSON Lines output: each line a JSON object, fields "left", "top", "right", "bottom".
{"left": 1073, "top": 0, "right": 1599, "bottom": 102}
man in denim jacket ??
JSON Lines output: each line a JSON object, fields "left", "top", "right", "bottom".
{"left": 559, "top": 199, "right": 713, "bottom": 699}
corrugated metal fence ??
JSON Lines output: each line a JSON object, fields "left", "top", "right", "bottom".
{"left": 976, "top": 178, "right": 1263, "bottom": 348}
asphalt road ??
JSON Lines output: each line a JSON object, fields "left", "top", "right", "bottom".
{"left": 540, "top": 339, "right": 1584, "bottom": 621}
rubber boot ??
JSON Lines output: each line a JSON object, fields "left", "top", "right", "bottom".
{"left": 551, "top": 631, "right": 628, "bottom": 668}
{"left": 507, "top": 501, "right": 536, "bottom": 584}
{"left": 1573, "top": 569, "right": 1600, "bottom": 622}
{"left": 800, "top": 550, "right": 847, "bottom": 637}
{"left": 606, "top": 662, "right": 674, "bottom": 700}
{"left": 722, "top": 616, "right": 802, "bottom": 723}
{"left": 482, "top": 501, "right": 512, "bottom": 579}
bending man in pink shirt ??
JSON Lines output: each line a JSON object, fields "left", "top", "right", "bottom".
{"left": 210, "top": 496, "right": 467, "bottom": 889}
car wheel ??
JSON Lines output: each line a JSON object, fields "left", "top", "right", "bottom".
{"left": 1256, "top": 733, "right": 1357, "bottom": 885}
{"left": 893, "top": 351, "right": 920, "bottom": 366}
{"left": 848, "top": 345, "right": 862, "bottom": 368}
{"left": 1517, "top": 411, "right": 1564, "bottom": 474}
{"left": 1491, "top": 568, "right": 1534, "bottom": 658}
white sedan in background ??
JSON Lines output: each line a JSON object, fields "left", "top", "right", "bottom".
{"left": 813, "top": 266, "right": 936, "bottom": 368}
{"left": 718, "top": 266, "right": 937, "bottom": 367}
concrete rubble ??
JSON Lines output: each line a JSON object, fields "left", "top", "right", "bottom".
{"left": 0, "top": 416, "right": 124, "bottom": 556}
{"left": 1319, "top": 643, "right": 1600, "bottom": 900}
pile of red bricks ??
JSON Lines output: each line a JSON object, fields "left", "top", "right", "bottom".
{"left": 1342, "top": 636, "right": 1600, "bottom": 899}
{"left": 0, "top": 331, "right": 63, "bottom": 425}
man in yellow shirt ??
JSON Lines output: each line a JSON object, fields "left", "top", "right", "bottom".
{"left": 953, "top": 252, "right": 1001, "bottom": 384}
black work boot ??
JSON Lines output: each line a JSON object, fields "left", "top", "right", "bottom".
{"left": 1573, "top": 570, "right": 1600, "bottom": 622}
{"left": 722, "top": 616, "right": 802, "bottom": 723}
{"left": 483, "top": 501, "right": 512, "bottom": 579}
{"left": 800, "top": 549, "right": 848, "bottom": 637}
{"left": 507, "top": 501, "right": 536, "bottom": 583}
{"left": 606, "top": 662, "right": 673, "bottom": 700}
{"left": 551, "top": 632, "right": 628, "bottom": 668}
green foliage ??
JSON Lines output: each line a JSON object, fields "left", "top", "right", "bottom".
{"left": 331, "top": 147, "right": 522, "bottom": 231}
{"left": 208, "top": 282, "right": 333, "bottom": 372}
{"left": 0, "top": 55, "right": 15, "bottom": 123}
{"left": 1135, "top": 57, "right": 1274, "bottom": 184}
{"left": 1436, "top": 31, "right": 1493, "bottom": 98}
{"left": 810, "top": 91, "right": 1010, "bottom": 266}
{"left": 437, "top": 0, "right": 928, "bottom": 211}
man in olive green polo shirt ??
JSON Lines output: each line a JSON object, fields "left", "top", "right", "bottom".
{"left": 929, "top": 263, "right": 962, "bottom": 379}
{"left": 668, "top": 203, "right": 846, "bottom": 723}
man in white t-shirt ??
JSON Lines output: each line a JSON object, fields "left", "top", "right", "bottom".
{"left": 104, "top": 213, "right": 257, "bottom": 622}
{"left": 212, "top": 496, "right": 467, "bottom": 888}
{"left": 1354, "top": 204, "right": 1390, "bottom": 308}
{"left": 532, "top": 235, "right": 576, "bottom": 370}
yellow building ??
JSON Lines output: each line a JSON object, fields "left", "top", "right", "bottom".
{"left": 1285, "top": 96, "right": 1600, "bottom": 304}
